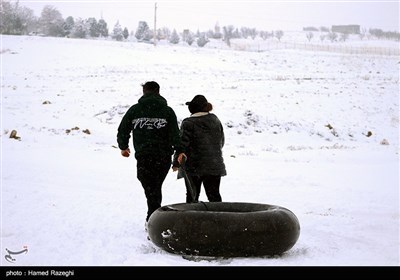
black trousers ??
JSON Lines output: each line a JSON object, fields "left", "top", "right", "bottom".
{"left": 184, "top": 174, "right": 222, "bottom": 203}
{"left": 136, "top": 155, "right": 171, "bottom": 221}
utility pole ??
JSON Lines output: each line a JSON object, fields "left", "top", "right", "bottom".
{"left": 154, "top": 2, "right": 157, "bottom": 46}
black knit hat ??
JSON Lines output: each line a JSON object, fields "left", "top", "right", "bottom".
{"left": 186, "top": 95, "right": 208, "bottom": 114}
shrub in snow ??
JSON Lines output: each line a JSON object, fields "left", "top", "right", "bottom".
{"left": 365, "top": 131, "right": 373, "bottom": 137}
{"left": 169, "top": 29, "right": 180, "bottom": 44}
{"left": 225, "top": 121, "right": 234, "bottom": 128}
{"left": 380, "top": 139, "right": 389, "bottom": 145}
{"left": 325, "top": 123, "right": 338, "bottom": 137}
{"left": 197, "top": 33, "right": 209, "bottom": 47}
{"left": 328, "top": 32, "right": 338, "bottom": 42}
{"left": 330, "top": 128, "right": 339, "bottom": 137}
{"left": 340, "top": 32, "right": 349, "bottom": 42}
{"left": 9, "top": 130, "right": 20, "bottom": 140}
{"left": 185, "top": 32, "right": 194, "bottom": 46}
{"left": 123, "top": 27, "right": 129, "bottom": 40}
{"left": 244, "top": 110, "right": 259, "bottom": 126}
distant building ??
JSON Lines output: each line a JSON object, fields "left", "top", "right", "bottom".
{"left": 303, "top": 26, "right": 319, "bottom": 32}
{"left": 331, "top": 25, "right": 360, "bottom": 34}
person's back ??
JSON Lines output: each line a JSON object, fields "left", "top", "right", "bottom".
{"left": 117, "top": 81, "right": 184, "bottom": 226}
{"left": 180, "top": 113, "right": 226, "bottom": 176}
{"left": 174, "top": 95, "right": 226, "bottom": 203}
{"left": 119, "top": 91, "right": 178, "bottom": 159}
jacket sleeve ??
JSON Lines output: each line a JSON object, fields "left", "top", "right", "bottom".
{"left": 117, "top": 108, "right": 133, "bottom": 150}
{"left": 172, "top": 118, "right": 192, "bottom": 167}
{"left": 168, "top": 108, "right": 184, "bottom": 155}
{"left": 220, "top": 122, "right": 225, "bottom": 148}
{"left": 180, "top": 119, "right": 192, "bottom": 152}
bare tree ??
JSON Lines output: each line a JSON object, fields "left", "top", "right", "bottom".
{"left": 249, "top": 28, "right": 257, "bottom": 39}
{"left": 259, "top": 31, "right": 273, "bottom": 40}
{"left": 275, "top": 30, "right": 284, "bottom": 41}
{"left": 327, "top": 32, "right": 338, "bottom": 42}
{"left": 160, "top": 27, "right": 170, "bottom": 40}
{"left": 223, "top": 25, "right": 235, "bottom": 47}
{"left": 359, "top": 27, "right": 367, "bottom": 40}
{"left": 306, "top": 31, "right": 314, "bottom": 42}
{"left": 240, "top": 27, "right": 248, "bottom": 39}
{"left": 340, "top": 32, "right": 349, "bottom": 42}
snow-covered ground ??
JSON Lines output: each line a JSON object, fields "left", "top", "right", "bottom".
{"left": 1, "top": 35, "right": 399, "bottom": 266}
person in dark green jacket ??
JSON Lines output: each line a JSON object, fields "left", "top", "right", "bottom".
{"left": 117, "top": 81, "right": 185, "bottom": 225}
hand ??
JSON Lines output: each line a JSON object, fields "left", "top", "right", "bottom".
{"left": 177, "top": 153, "right": 187, "bottom": 164}
{"left": 172, "top": 153, "right": 186, "bottom": 172}
{"left": 121, "top": 148, "right": 130, "bottom": 157}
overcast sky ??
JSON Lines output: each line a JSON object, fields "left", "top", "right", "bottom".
{"left": 19, "top": 0, "right": 400, "bottom": 32}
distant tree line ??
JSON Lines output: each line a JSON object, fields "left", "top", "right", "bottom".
{"left": 2, "top": 1, "right": 398, "bottom": 47}
{"left": 1, "top": 0, "right": 36, "bottom": 35}
{"left": 0, "top": 0, "right": 284, "bottom": 47}
{"left": 369, "top": 28, "right": 400, "bottom": 41}
{"left": 0, "top": 1, "right": 127, "bottom": 40}
{"left": 303, "top": 25, "right": 400, "bottom": 42}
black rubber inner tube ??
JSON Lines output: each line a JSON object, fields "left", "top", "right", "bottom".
{"left": 148, "top": 202, "right": 300, "bottom": 257}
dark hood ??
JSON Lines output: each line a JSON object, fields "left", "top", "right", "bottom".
{"left": 138, "top": 93, "right": 167, "bottom": 108}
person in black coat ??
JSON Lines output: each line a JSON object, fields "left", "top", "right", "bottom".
{"left": 118, "top": 81, "right": 185, "bottom": 225}
{"left": 173, "top": 95, "right": 226, "bottom": 203}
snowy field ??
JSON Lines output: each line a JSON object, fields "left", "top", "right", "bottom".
{"left": 1, "top": 35, "right": 399, "bottom": 266}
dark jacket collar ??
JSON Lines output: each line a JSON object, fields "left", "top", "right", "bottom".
{"left": 138, "top": 93, "right": 167, "bottom": 106}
